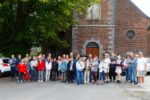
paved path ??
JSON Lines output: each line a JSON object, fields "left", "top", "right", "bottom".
{"left": 0, "top": 77, "right": 150, "bottom": 100}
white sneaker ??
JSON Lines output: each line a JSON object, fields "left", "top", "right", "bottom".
{"left": 40, "top": 80, "right": 43, "bottom": 82}
{"left": 38, "top": 80, "right": 40, "bottom": 83}
{"left": 137, "top": 83, "right": 141, "bottom": 87}
{"left": 141, "top": 84, "right": 144, "bottom": 88}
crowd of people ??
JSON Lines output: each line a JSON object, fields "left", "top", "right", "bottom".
{"left": 9, "top": 52, "right": 147, "bottom": 87}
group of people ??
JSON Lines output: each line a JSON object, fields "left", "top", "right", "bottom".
{"left": 9, "top": 52, "right": 147, "bottom": 87}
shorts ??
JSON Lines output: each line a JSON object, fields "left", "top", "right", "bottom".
{"left": 115, "top": 67, "right": 122, "bottom": 74}
{"left": 137, "top": 70, "right": 145, "bottom": 77}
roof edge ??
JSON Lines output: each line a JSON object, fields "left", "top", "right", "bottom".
{"left": 129, "top": 0, "right": 150, "bottom": 18}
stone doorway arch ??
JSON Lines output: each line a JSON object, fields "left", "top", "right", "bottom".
{"left": 82, "top": 38, "right": 104, "bottom": 57}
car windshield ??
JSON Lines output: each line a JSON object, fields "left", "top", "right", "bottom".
{"left": 146, "top": 58, "right": 150, "bottom": 63}
{"left": 3, "top": 59, "right": 10, "bottom": 63}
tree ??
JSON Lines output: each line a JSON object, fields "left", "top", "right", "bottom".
{"left": 0, "top": 0, "right": 100, "bottom": 56}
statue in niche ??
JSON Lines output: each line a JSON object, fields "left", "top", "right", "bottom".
{"left": 87, "top": 3, "right": 100, "bottom": 20}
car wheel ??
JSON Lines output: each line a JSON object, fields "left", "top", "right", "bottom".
{"left": 0, "top": 71, "right": 2, "bottom": 77}
{"left": 147, "top": 72, "right": 150, "bottom": 75}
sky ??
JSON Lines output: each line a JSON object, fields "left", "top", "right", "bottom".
{"left": 131, "top": 0, "right": 150, "bottom": 17}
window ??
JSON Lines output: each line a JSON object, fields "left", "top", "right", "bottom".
{"left": 137, "top": 48, "right": 142, "bottom": 53}
{"left": 127, "top": 30, "right": 135, "bottom": 39}
{"left": 86, "top": 3, "right": 101, "bottom": 20}
{"left": 86, "top": 42, "right": 99, "bottom": 48}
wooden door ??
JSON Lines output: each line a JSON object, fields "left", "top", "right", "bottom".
{"left": 86, "top": 47, "right": 99, "bottom": 57}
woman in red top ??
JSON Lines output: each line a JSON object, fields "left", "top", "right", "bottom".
{"left": 37, "top": 58, "right": 45, "bottom": 82}
{"left": 17, "top": 59, "right": 27, "bottom": 82}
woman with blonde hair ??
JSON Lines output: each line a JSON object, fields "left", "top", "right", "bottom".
{"left": 45, "top": 57, "right": 52, "bottom": 82}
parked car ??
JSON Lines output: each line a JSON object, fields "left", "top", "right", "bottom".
{"left": 0, "top": 58, "right": 10, "bottom": 77}
{"left": 145, "top": 58, "right": 150, "bottom": 75}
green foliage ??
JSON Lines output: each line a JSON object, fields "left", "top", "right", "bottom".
{"left": 0, "top": 0, "right": 101, "bottom": 56}
{"left": 30, "top": 47, "right": 41, "bottom": 56}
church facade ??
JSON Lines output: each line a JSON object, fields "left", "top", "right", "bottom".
{"left": 72, "top": 0, "right": 150, "bottom": 57}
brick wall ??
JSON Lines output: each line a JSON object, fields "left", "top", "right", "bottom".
{"left": 148, "top": 34, "right": 150, "bottom": 56}
{"left": 72, "top": 0, "right": 150, "bottom": 57}
{"left": 115, "top": 0, "right": 150, "bottom": 56}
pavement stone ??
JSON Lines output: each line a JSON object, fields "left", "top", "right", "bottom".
{"left": 0, "top": 77, "right": 150, "bottom": 100}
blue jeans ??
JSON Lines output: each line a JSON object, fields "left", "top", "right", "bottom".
{"left": 132, "top": 67, "right": 137, "bottom": 84}
{"left": 128, "top": 66, "right": 137, "bottom": 84}
{"left": 38, "top": 71, "right": 44, "bottom": 81}
{"left": 100, "top": 71, "right": 106, "bottom": 81}
{"left": 76, "top": 70, "right": 84, "bottom": 85}
{"left": 30, "top": 68, "right": 38, "bottom": 81}
{"left": 125, "top": 68, "right": 129, "bottom": 81}
{"left": 61, "top": 71, "right": 66, "bottom": 82}
{"left": 128, "top": 66, "right": 133, "bottom": 82}
{"left": 10, "top": 67, "right": 16, "bottom": 79}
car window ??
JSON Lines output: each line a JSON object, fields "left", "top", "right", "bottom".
{"left": 0, "top": 59, "right": 3, "bottom": 63}
{"left": 146, "top": 59, "right": 150, "bottom": 63}
{"left": 3, "top": 59, "right": 10, "bottom": 63}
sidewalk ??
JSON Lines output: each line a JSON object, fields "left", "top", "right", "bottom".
{"left": 125, "top": 76, "right": 150, "bottom": 100}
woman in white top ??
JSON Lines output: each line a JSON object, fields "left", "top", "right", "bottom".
{"left": 137, "top": 52, "right": 147, "bottom": 87}
{"left": 99, "top": 56, "right": 108, "bottom": 84}
{"left": 104, "top": 53, "right": 111, "bottom": 82}
{"left": 115, "top": 55, "right": 122, "bottom": 83}
{"left": 76, "top": 57, "right": 85, "bottom": 85}
{"left": 30, "top": 56, "right": 38, "bottom": 81}
{"left": 45, "top": 57, "right": 52, "bottom": 82}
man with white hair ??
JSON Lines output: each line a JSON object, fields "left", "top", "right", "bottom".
{"left": 76, "top": 57, "right": 85, "bottom": 85}
{"left": 137, "top": 52, "right": 147, "bottom": 87}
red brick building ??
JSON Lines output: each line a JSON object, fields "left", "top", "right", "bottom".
{"left": 72, "top": 0, "right": 150, "bottom": 57}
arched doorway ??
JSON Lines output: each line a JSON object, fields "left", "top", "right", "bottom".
{"left": 86, "top": 42, "right": 99, "bottom": 57}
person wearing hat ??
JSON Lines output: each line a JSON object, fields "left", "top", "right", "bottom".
{"left": 136, "top": 52, "right": 147, "bottom": 87}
